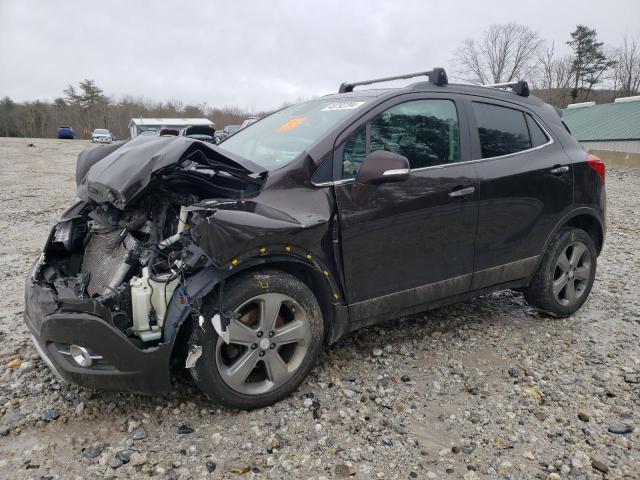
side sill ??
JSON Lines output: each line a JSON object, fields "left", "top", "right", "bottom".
{"left": 347, "top": 274, "right": 472, "bottom": 324}
{"left": 471, "top": 256, "right": 539, "bottom": 290}
{"left": 343, "top": 278, "right": 529, "bottom": 336}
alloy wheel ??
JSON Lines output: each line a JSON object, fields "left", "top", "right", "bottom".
{"left": 552, "top": 241, "right": 592, "bottom": 306}
{"left": 215, "top": 293, "right": 312, "bottom": 395}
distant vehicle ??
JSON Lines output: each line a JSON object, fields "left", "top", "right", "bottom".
{"left": 57, "top": 126, "right": 75, "bottom": 139}
{"left": 225, "top": 124, "right": 242, "bottom": 135}
{"left": 180, "top": 125, "right": 216, "bottom": 143}
{"left": 240, "top": 117, "right": 259, "bottom": 129}
{"left": 159, "top": 128, "right": 180, "bottom": 136}
{"left": 215, "top": 124, "right": 242, "bottom": 143}
{"left": 91, "top": 129, "right": 112, "bottom": 144}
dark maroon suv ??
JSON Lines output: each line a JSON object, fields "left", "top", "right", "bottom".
{"left": 25, "top": 68, "right": 606, "bottom": 408}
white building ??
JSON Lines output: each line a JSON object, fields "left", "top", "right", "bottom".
{"left": 128, "top": 118, "right": 214, "bottom": 138}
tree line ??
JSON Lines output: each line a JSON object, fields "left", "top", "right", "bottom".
{"left": 1, "top": 23, "right": 638, "bottom": 139}
{"left": 454, "top": 24, "right": 639, "bottom": 108}
{"left": 0, "top": 80, "right": 255, "bottom": 139}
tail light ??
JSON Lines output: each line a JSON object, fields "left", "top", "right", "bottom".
{"left": 587, "top": 154, "right": 605, "bottom": 184}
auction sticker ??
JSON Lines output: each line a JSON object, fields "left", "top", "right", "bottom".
{"left": 321, "top": 101, "right": 366, "bottom": 111}
{"left": 277, "top": 117, "right": 306, "bottom": 132}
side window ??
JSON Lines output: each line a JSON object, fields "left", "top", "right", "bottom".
{"left": 526, "top": 114, "right": 549, "bottom": 147}
{"left": 342, "top": 125, "right": 366, "bottom": 179}
{"left": 342, "top": 99, "right": 460, "bottom": 178}
{"left": 472, "top": 102, "right": 532, "bottom": 158}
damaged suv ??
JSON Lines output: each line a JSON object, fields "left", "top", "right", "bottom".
{"left": 25, "top": 68, "right": 606, "bottom": 409}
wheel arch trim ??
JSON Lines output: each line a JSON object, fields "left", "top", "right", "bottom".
{"left": 542, "top": 207, "right": 605, "bottom": 257}
{"left": 166, "top": 250, "right": 344, "bottom": 366}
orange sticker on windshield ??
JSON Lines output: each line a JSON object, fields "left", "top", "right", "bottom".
{"left": 277, "top": 117, "right": 305, "bottom": 132}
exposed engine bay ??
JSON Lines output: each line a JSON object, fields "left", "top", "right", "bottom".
{"left": 39, "top": 135, "right": 266, "bottom": 345}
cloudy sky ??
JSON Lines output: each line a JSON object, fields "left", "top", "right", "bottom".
{"left": 1, "top": 0, "right": 638, "bottom": 111}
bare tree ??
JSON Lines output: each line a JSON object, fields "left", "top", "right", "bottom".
{"left": 453, "top": 23, "right": 543, "bottom": 84}
{"left": 531, "top": 42, "right": 575, "bottom": 107}
{"left": 612, "top": 36, "right": 640, "bottom": 96}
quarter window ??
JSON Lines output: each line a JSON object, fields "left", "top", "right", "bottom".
{"left": 526, "top": 114, "right": 549, "bottom": 147}
{"left": 472, "top": 102, "right": 532, "bottom": 158}
{"left": 342, "top": 99, "right": 460, "bottom": 178}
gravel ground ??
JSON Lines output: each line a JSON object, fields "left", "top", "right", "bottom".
{"left": 0, "top": 137, "right": 638, "bottom": 480}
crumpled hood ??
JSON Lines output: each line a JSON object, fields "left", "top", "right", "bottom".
{"left": 76, "top": 135, "right": 264, "bottom": 209}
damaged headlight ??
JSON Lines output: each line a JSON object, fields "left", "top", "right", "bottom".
{"left": 52, "top": 218, "right": 87, "bottom": 253}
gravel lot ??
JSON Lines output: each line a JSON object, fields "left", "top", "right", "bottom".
{"left": 0, "top": 137, "right": 638, "bottom": 480}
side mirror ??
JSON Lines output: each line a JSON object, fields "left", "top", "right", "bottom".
{"left": 355, "top": 150, "right": 410, "bottom": 185}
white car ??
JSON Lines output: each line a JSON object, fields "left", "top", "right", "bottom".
{"left": 91, "top": 129, "right": 113, "bottom": 144}
{"left": 240, "top": 117, "right": 259, "bottom": 129}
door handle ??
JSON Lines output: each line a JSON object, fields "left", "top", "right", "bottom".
{"left": 550, "top": 165, "right": 570, "bottom": 175}
{"left": 448, "top": 186, "right": 476, "bottom": 198}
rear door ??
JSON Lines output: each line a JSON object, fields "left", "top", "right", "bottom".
{"left": 468, "top": 99, "right": 573, "bottom": 289}
{"left": 332, "top": 95, "right": 479, "bottom": 318}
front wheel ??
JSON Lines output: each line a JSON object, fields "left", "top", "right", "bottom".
{"left": 524, "top": 227, "right": 597, "bottom": 317}
{"left": 190, "top": 270, "right": 324, "bottom": 409}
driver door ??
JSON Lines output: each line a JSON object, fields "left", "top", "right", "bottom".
{"left": 333, "top": 96, "right": 478, "bottom": 321}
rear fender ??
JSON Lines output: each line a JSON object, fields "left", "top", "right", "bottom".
{"left": 539, "top": 207, "right": 605, "bottom": 260}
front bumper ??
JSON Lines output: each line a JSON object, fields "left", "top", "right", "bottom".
{"left": 24, "top": 271, "right": 172, "bottom": 396}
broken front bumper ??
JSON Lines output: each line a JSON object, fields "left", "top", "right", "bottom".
{"left": 24, "top": 267, "right": 172, "bottom": 396}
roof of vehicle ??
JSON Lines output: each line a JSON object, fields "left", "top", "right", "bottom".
{"left": 322, "top": 81, "right": 544, "bottom": 108}
{"left": 562, "top": 98, "right": 640, "bottom": 141}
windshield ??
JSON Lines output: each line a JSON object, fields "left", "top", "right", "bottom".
{"left": 219, "top": 98, "right": 370, "bottom": 170}
{"left": 94, "top": 129, "right": 109, "bottom": 134}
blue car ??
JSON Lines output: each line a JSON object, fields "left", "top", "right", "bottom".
{"left": 57, "top": 126, "right": 75, "bottom": 139}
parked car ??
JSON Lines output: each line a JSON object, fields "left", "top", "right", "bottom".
{"left": 91, "top": 128, "right": 113, "bottom": 144}
{"left": 225, "top": 124, "right": 242, "bottom": 136}
{"left": 57, "top": 126, "right": 75, "bottom": 139}
{"left": 215, "top": 124, "right": 242, "bottom": 143}
{"left": 25, "top": 68, "right": 605, "bottom": 409}
{"left": 180, "top": 125, "right": 216, "bottom": 143}
{"left": 240, "top": 116, "right": 259, "bottom": 129}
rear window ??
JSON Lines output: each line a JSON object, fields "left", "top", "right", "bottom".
{"left": 472, "top": 102, "right": 531, "bottom": 158}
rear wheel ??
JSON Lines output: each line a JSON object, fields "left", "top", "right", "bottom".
{"left": 525, "top": 228, "right": 597, "bottom": 317}
{"left": 190, "top": 270, "right": 323, "bottom": 409}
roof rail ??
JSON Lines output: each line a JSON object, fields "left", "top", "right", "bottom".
{"left": 339, "top": 68, "right": 448, "bottom": 93}
{"left": 483, "top": 80, "right": 530, "bottom": 97}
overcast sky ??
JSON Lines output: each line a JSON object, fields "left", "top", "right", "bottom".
{"left": 1, "top": 0, "right": 638, "bottom": 111}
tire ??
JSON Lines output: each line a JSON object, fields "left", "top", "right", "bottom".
{"left": 189, "top": 269, "right": 324, "bottom": 409}
{"left": 524, "top": 227, "right": 597, "bottom": 317}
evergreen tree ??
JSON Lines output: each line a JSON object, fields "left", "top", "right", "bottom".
{"left": 567, "top": 25, "right": 616, "bottom": 101}
{"left": 78, "top": 79, "right": 108, "bottom": 108}
{"left": 63, "top": 84, "right": 81, "bottom": 105}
